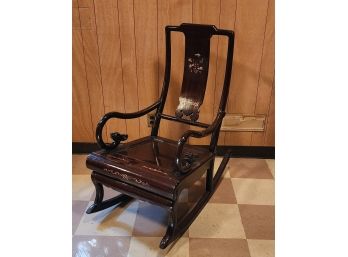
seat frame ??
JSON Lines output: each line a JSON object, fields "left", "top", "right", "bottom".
{"left": 85, "top": 23, "right": 235, "bottom": 249}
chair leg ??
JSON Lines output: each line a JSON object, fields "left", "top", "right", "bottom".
{"left": 206, "top": 159, "right": 215, "bottom": 192}
{"left": 212, "top": 153, "right": 231, "bottom": 189}
{"left": 86, "top": 171, "right": 133, "bottom": 214}
{"left": 160, "top": 206, "right": 177, "bottom": 249}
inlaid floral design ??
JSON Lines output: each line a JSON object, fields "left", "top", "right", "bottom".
{"left": 188, "top": 53, "right": 204, "bottom": 74}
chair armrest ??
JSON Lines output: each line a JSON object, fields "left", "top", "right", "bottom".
{"left": 175, "top": 112, "right": 225, "bottom": 173}
{"left": 96, "top": 100, "right": 161, "bottom": 150}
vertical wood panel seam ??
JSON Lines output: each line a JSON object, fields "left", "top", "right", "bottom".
{"left": 92, "top": 0, "right": 107, "bottom": 138}
{"left": 262, "top": 78, "right": 274, "bottom": 144}
{"left": 212, "top": 0, "right": 222, "bottom": 115}
{"left": 116, "top": 0, "right": 128, "bottom": 133}
{"left": 227, "top": 0, "right": 238, "bottom": 113}
{"left": 77, "top": 6, "right": 94, "bottom": 139}
{"left": 213, "top": 0, "right": 223, "bottom": 144}
{"left": 229, "top": 0, "right": 238, "bottom": 145}
{"left": 249, "top": 0, "right": 270, "bottom": 145}
{"left": 191, "top": 0, "right": 193, "bottom": 25}
{"left": 132, "top": 0, "right": 141, "bottom": 137}
{"left": 225, "top": 0, "right": 238, "bottom": 146}
{"left": 215, "top": 0, "right": 222, "bottom": 106}
{"left": 156, "top": 0, "right": 160, "bottom": 98}
{"left": 232, "top": 0, "right": 238, "bottom": 37}
{"left": 252, "top": 0, "right": 270, "bottom": 115}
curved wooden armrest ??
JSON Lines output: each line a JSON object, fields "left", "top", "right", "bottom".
{"left": 96, "top": 100, "right": 161, "bottom": 150}
{"left": 175, "top": 112, "right": 225, "bottom": 173}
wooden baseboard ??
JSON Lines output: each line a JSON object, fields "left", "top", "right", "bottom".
{"left": 72, "top": 143, "right": 275, "bottom": 159}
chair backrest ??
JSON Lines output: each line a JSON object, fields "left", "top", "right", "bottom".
{"left": 151, "top": 23, "right": 234, "bottom": 145}
{"left": 175, "top": 24, "right": 213, "bottom": 122}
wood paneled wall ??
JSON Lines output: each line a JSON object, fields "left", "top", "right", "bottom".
{"left": 72, "top": 0, "right": 274, "bottom": 146}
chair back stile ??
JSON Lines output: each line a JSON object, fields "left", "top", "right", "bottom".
{"left": 151, "top": 23, "right": 235, "bottom": 153}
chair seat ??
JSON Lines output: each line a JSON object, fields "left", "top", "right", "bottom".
{"left": 86, "top": 136, "right": 213, "bottom": 200}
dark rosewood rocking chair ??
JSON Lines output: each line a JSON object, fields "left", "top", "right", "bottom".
{"left": 85, "top": 23, "right": 234, "bottom": 249}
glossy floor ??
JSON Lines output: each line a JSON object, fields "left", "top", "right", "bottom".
{"left": 72, "top": 155, "right": 275, "bottom": 257}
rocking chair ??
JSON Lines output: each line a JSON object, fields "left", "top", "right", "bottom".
{"left": 85, "top": 23, "right": 235, "bottom": 249}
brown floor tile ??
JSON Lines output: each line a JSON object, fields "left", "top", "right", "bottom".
{"left": 239, "top": 205, "right": 275, "bottom": 240}
{"left": 189, "top": 238, "right": 250, "bottom": 257}
{"left": 210, "top": 178, "right": 237, "bottom": 204}
{"left": 72, "top": 154, "right": 90, "bottom": 175}
{"left": 72, "top": 200, "right": 89, "bottom": 234}
{"left": 72, "top": 235, "right": 131, "bottom": 257}
{"left": 229, "top": 158, "right": 273, "bottom": 179}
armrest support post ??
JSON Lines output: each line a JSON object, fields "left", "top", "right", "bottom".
{"left": 175, "top": 112, "right": 225, "bottom": 173}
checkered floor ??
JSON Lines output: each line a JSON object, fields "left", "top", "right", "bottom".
{"left": 72, "top": 155, "right": 275, "bottom": 257}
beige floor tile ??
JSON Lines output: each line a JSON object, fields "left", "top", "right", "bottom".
{"left": 229, "top": 158, "right": 273, "bottom": 179}
{"left": 213, "top": 157, "right": 231, "bottom": 178}
{"left": 127, "top": 236, "right": 189, "bottom": 257}
{"left": 72, "top": 154, "right": 90, "bottom": 175}
{"left": 189, "top": 238, "right": 250, "bottom": 257}
{"left": 72, "top": 175, "right": 95, "bottom": 201}
{"left": 72, "top": 235, "right": 131, "bottom": 257}
{"left": 189, "top": 203, "right": 246, "bottom": 239}
{"left": 75, "top": 200, "right": 139, "bottom": 236}
{"left": 248, "top": 239, "right": 275, "bottom": 257}
{"left": 239, "top": 205, "right": 275, "bottom": 240}
{"left": 265, "top": 159, "right": 275, "bottom": 178}
{"left": 232, "top": 178, "right": 274, "bottom": 205}
{"left": 209, "top": 178, "right": 237, "bottom": 204}
{"left": 72, "top": 200, "right": 89, "bottom": 234}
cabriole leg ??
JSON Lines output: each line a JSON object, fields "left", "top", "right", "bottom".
{"left": 86, "top": 171, "right": 133, "bottom": 214}
{"left": 160, "top": 206, "right": 178, "bottom": 249}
